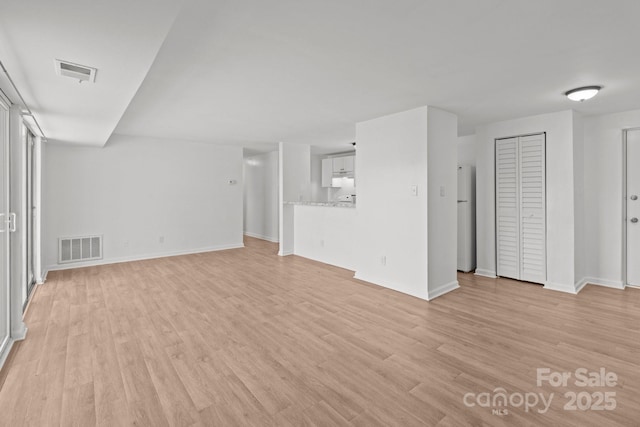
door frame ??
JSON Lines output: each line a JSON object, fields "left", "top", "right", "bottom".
{"left": 494, "top": 132, "right": 547, "bottom": 283}
{"left": 623, "top": 127, "right": 640, "bottom": 288}
{"left": 0, "top": 95, "right": 11, "bottom": 364}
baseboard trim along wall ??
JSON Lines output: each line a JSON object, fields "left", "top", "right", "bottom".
{"left": 277, "top": 250, "right": 294, "bottom": 256}
{"left": 574, "top": 278, "right": 589, "bottom": 294}
{"left": 583, "top": 277, "right": 625, "bottom": 290}
{"left": 544, "top": 281, "right": 582, "bottom": 294}
{"left": 0, "top": 339, "right": 16, "bottom": 372}
{"left": 294, "top": 254, "right": 355, "bottom": 273}
{"left": 243, "top": 232, "right": 279, "bottom": 243}
{"left": 46, "top": 243, "right": 244, "bottom": 272}
{"left": 353, "top": 272, "right": 429, "bottom": 301}
{"left": 474, "top": 269, "right": 497, "bottom": 278}
{"left": 36, "top": 270, "right": 48, "bottom": 285}
{"left": 426, "top": 280, "right": 460, "bottom": 301}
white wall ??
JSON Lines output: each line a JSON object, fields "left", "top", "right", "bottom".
{"left": 278, "top": 142, "right": 310, "bottom": 255}
{"left": 293, "top": 205, "right": 357, "bottom": 270}
{"left": 426, "top": 107, "right": 459, "bottom": 299}
{"left": 43, "top": 135, "right": 244, "bottom": 270}
{"left": 475, "top": 110, "right": 579, "bottom": 291}
{"left": 355, "top": 106, "right": 458, "bottom": 300}
{"left": 583, "top": 109, "right": 640, "bottom": 288}
{"left": 243, "top": 151, "right": 278, "bottom": 242}
{"left": 573, "top": 112, "right": 586, "bottom": 286}
{"left": 457, "top": 134, "right": 476, "bottom": 166}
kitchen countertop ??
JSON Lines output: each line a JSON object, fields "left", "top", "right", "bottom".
{"left": 284, "top": 201, "right": 356, "bottom": 208}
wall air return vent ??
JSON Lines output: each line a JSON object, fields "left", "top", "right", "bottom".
{"left": 58, "top": 235, "right": 103, "bottom": 264}
{"left": 54, "top": 59, "right": 97, "bottom": 83}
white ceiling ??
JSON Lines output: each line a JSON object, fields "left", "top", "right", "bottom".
{"left": 2, "top": 0, "right": 640, "bottom": 151}
{"left": 0, "top": 0, "right": 182, "bottom": 146}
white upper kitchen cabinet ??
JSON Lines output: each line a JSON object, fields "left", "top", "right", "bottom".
{"left": 333, "top": 155, "right": 354, "bottom": 174}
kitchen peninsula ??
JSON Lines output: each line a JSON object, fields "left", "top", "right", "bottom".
{"left": 286, "top": 201, "right": 357, "bottom": 271}
{"left": 277, "top": 143, "right": 358, "bottom": 271}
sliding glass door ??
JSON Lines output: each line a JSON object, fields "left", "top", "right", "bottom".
{"left": 25, "top": 130, "right": 35, "bottom": 301}
{"left": 0, "top": 100, "right": 10, "bottom": 355}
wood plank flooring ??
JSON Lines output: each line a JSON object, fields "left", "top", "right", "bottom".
{"left": 1, "top": 236, "right": 639, "bottom": 426}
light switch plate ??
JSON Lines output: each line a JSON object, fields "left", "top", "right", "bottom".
{"left": 410, "top": 185, "right": 418, "bottom": 196}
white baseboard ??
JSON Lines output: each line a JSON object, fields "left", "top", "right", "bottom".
{"left": 427, "top": 280, "right": 460, "bottom": 301}
{"left": 574, "top": 278, "right": 589, "bottom": 293}
{"left": 0, "top": 339, "right": 16, "bottom": 372}
{"left": 353, "top": 272, "right": 428, "bottom": 301}
{"left": 293, "top": 253, "right": 356, "bottom": 272}
{"left": 544, "top": 281, "right": 581, "bottom": 294}
{"left": 278, "top": 250, "right": 294, "bottom": 256}
{"left": 1, "top": 323, "right": 29, "bottom": 372}
{"left": 474, "top": 269, "right": 497, "bottom": 278}
{"left": 37, "top": 270, "right": 48, "bottom": 285}
{"left": 244, "top": 232, "right": 279, "bottom": 243}
{"left": 11, "top": 323, "right": 28, "bottom": 341}
{"left": 583, "top": 277, "right": 625, "bottom": 290}
{"left": 46, "top": 243, "right": 244, "bottom": 272}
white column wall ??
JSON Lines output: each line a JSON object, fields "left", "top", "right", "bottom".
{"left": 278, "top": 142, "right": 310, "bottom": 256}
{"left": 426, "top": 107, "right": 459, "bottom": 299}
{"left": 354, "top": 106, "right": 458, "bottom": 300}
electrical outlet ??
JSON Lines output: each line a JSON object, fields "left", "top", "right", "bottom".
{"left": 320, "top": 239, "right": 324, "bottom": 247}
{"left": 440, "top": 185, "right": 446, "bottom": 197}
{"left": 124, "top": 240, "right": 129, "bottom": 248}
{"left": 381, "top": 255, "right": 386, "bottom": 266}
{"left": 159, "top": 236, "right": 165, "bottom": 244}
{"left": 410, "top": 185, "right": 418, "bottom": 197}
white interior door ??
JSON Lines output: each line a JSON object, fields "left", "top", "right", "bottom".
{"left": 627, "top": 129, "right": 640, "bottom": 287}
{"left": 496, "top": 134, "right": 546, "bottom": 284}
{"left": 496, "top": 137, "right": 520, "bottom": 279}
{"left": 0, "top": 101, "right": 9, "bottom": 354}
{"left": 519, "top": 134, "right": 546, "bottom": 283}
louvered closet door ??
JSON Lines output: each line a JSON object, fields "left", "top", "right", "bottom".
{"left": 496, "top": 138, "right": 520, "bottom": 279}
{"left": 496, "top": 134, "right": 546, "bottom": 284}
{"left": 518, "top": 134, "right": 546, "bottom": 283}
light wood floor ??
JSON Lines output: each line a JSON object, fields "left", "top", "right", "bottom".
{"left": 1, "top": 237, "right": 639, "bottom": 426}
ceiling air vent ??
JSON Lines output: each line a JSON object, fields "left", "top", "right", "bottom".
{"left": 54, "top": 59, "right": 97, "bottom": 83}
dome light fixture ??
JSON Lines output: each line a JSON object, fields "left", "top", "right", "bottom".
{"left": 565, "top": 85, "right": 602, "bottom": 102}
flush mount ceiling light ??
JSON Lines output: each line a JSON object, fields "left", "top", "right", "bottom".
{"left": 565, "top": 85, "right": 602, "bottom": 102}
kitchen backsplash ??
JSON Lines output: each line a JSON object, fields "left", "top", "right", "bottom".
{"left": 329, "top": 179, "right": 356, "bottom": 202}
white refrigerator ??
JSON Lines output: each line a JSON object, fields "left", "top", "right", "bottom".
{"left": 457, "top": 165, "right": 476, "bottom": 272}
